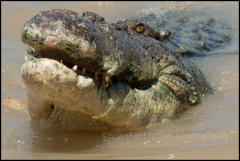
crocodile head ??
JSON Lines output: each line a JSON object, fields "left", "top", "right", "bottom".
{"left": 21, "top": 9, "right": 212, "bottom": 131}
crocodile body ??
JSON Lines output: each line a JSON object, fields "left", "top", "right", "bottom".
{"left": 20, "top": 9, "right": 232, "bottom": 131}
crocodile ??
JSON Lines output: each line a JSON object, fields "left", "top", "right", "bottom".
{"left": 20, "top": 9, "right": 231, "bottom": 131}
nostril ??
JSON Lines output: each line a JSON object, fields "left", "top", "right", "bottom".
{"left": 49, "top": 102, "right": 55, "bottom": 111}
{"left": 45, "top": 102, "right": 55, "bottom": 118}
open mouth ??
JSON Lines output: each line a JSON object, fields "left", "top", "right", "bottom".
{"left": 27, "top": 46, "right": 110, "bottom": 87}
{"left": 26, "top": 46, "right": 157, "bottom": 89}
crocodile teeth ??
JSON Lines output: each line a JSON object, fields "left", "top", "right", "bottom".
{"left": 160, "top": 31, "right": 166, "bottom": 40}
{"left": 72, "top": 65, "right": 77, "bottom": 71}
{"left": 24, "top": 55, "right": 28, "bottom": 62}
{"left": 160, "top": 31, "right": 166, "bottom": 37}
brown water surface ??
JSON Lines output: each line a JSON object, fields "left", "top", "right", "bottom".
{"left": 1, "top": 1, "right": 239, "bottom": 159}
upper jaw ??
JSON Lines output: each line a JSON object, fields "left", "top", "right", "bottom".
{"left": 21, "top": 9, "right": 98, "bottom": 60}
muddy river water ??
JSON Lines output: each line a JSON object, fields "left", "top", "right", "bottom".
{"left": 1, "top": 1, "right": 239, "bottom": 159}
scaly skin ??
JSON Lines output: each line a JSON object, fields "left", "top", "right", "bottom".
{"left": 20, "top": 9, "right": 218, "bottom": 131}
{"left": 137, "top": 10, "right": 233, "bottom": 56}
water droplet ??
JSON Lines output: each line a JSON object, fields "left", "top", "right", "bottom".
{"left": 168, "top": 154, "right": 174, "bottom": 159}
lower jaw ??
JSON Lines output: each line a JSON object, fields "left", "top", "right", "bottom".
{"left": 21, "top": 57, "right": 190, "bottom": 131}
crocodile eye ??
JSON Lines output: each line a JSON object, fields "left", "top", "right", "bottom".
{"left": 135, "top": 24, "right": 145, "bottom": 33}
